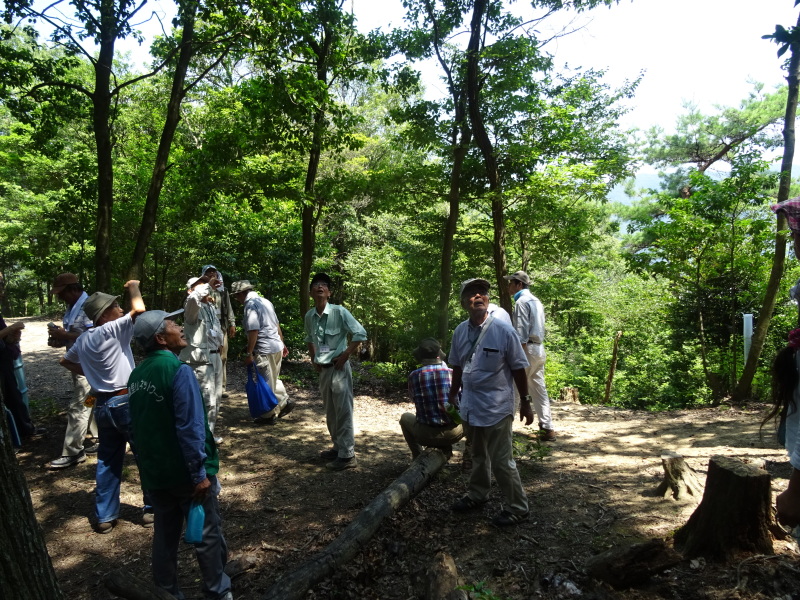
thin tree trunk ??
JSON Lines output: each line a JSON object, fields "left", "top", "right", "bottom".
{"left": 465, "top": 0, "right": 510, "bottom": 313}
{"left": 126, "top": 2, "right": 198, "bottom": 283}
{"left": 92, "top": 1, "right": 117, "bottom": 292}
{"left": 732, "top": 15, "right": 800, "bottom": 402}
{"left": 0, "top": 394, "right": 64, "bottom": 599}
{"left": 604, "top": 331, "right": 623, "bottom": 404}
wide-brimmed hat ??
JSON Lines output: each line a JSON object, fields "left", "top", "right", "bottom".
{"left": 459, "top": 278, "right": 491, "bottom": 297}
{"left": 413, "top": 338, "right": 445, "bottom": 362}
{"left": 231, "top": 280, "right": 254, "bottom": 294}
{"left": 133, "top": 309, "right": 184, "bottom": 348}
{"left": 310, "top": 272, "right": 333, "bottom": 289}
{"left": 83, "top": 292, "right": 120, "bottom": 323}
{"left": 503, "top": 270, "right": 531, "bottom": 286}
{"left": 50, "top": 272, "right": 79, "bottom": 295}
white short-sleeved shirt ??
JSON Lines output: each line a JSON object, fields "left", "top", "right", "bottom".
{"left": 243, "top": 292, "right": 283, "bottom": 355}
{"left": 64, "top": 313, "right": 135, "bottom": 393}
{"left": 448, "top": 316, "right": 529, "bottom": 427}
{"left": 62, "top": 291, "right": 93, "bottom": 350}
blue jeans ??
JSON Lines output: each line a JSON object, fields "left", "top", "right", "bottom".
{"left": 149, "top": 476, "right": 230, "bottom": 599}
{"left": 94, "top": 393, "right": 151, "bottom": 523}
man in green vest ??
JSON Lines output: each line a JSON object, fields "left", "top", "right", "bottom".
{"left": 129, "top": 309, "right": 232, "bottom": 600}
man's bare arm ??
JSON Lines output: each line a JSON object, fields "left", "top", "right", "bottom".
{"left": 60, "top": 357, "right": 85, "bottom": 376}
{"left": 125, "top": 280, "right": 145, "bottom": 318}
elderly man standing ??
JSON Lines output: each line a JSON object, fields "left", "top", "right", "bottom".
{"left": 199, "top": 265, "right": 236, "bottom": 396}
{"left": 47, "top": 273, "right": 99, "bottom": 469}
{"left": 504, "top": 270, "right": 556, "bottom": 441}
{"left": 129, "top": 310, "right": 232, "bottom": 600}
{"left": 180, "top": 275, "right": 224, "bottom": 444}
{"left": 230, "top": 280, "right": 293, "bottom": 424}
{"left": 60, "top": 280, "right": 151, "bottom": 533}
{"left": 400, "top": 338, "right": 463, "bottom": 459}
{"left": 448, "top": 278, "right": 532, "bottom": 527}
{"left": 304, "top": 273, "right": 367, "bottom": 471}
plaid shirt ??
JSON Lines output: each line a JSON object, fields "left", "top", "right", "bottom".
{"left": 408, "top": 362, "right": 454, "bottom": 426}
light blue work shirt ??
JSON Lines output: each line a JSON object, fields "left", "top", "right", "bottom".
{"left": 304, "top": 303, "right": 367, "bottom": 365}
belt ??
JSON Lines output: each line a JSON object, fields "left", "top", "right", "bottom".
{"left": 210, "top": 350, "right": 220, "bottom": 354}
{"left": 320, "top": 362, "right": 335, "bottom": 369}
{"left": 94, "top": 388, "right": 128, "bottom": 400}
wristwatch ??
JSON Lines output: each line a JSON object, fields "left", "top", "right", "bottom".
{"left": 521, "top": 395, "right": 532, "bottom": 404}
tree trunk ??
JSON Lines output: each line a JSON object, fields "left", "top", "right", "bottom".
{"left": 0, "top": 394, "right": 64, "bottom": 599}
{"left": 262, "top": 449, "right": 449, "bottom": 600}
{"left": 731, "top": 14, "right": 800, "bottom": 402}
{"left": 465, "top": 0, "right": 510, "bottom": 313}
{"left": 92, "top": 1, "right": 118, "bottom": 292}
{"left": 673, "top": 455, "right": 773, "bottom": 560}
{"left": 603, "top": 331, "right": 623, "bottom": 404}
{"left": 654, "top": 451, "right": 704, "bottom": 500}
{"left": 126, "top": 2, "right": 198, "bottom": 282}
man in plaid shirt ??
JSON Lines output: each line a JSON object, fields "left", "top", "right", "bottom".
{"left": 399, "top": 338, "right": 464, "bottom": 459}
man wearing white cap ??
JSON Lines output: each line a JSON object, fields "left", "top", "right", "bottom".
{"left": 180, "top": 274, "right": 224, "bottom": 444}
{"left": 504, "top": 270, "right": 556, "bottom": 441}
{"left": 60, "top": 280, "right": 152, "bottom": 533}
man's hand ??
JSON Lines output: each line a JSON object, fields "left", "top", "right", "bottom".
{"left": 124, "top": 280, "right": 140, "bottom": 289}
{"left": 192, "top": 477, "right": 211, "bottom": 501}
{"left": 244, "top": 353, "right": 254, "bottom": 367}
{"left": 334, "top": 352, "right": 349, "bottom": 370}
{"left": 519, "top": 400, "right": 534, "bottom": 426}
{"left": 282, "top": 344, "right": 289, "bottom": 358}
{"left": 228, "top": 325, "right": 236, "bottom": 338}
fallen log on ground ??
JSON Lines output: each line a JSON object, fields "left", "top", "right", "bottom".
{"left": 262, "top": 448, "right": 449, "bottom": 600}
{"left": 103, "top": 569, "right": 176, "bottom": 600}
{"left": 674, "top": 455, "right": 773, "bottom": 560}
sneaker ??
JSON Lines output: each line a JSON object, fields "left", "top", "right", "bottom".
{"left": 48, "top": 452, "right": 86, "bottom": 469}
{"left": 326, "top": 456, "right": 357, "bottom": 471}
{"left": 142, "top": 511, "right": 154, "bottom": 528}
{"left": 84, "top": 441, "right": 99, "bottom": 454}
{"left": 96, "top": 519, "right": 117, "bottom": 534}
{"left": 222, "top": 392, "right": 230, "bottom": 399}
{"left": 278, "top": 400, "right": 296, "bottom": 418}
{"left": 539, "top": 428, "right": 557, "bottom": 441}
{"left": 214, "top": 436, "right": 224, "bottom": 445}
{"left": 319, "top": 448, "right": 338, "bottom": 460}
{"left": 254, "top": 415, "right": 277, "bottom": 425}
{"left": 492, "top": 510, "right": 530, "bottom": 527}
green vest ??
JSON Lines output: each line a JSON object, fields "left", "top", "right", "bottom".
{"left": 129, "top": 350, "right": 218, "bottom": 490}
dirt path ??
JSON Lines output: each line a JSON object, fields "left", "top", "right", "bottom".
{"left": 9, "top": 315, "right": 800, "bottom": 599}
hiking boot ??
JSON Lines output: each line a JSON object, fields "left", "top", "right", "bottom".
{"left": 96, "top": 520, "right": 117, "bottom": 534}
{"left": 539, "top": 428, "right": 557, "bottom": 441}
{"left": 279, "top": 400, "right": 296, "bottom": 418}
{"left": 84, "top": 441, "right": 99, "bottom": 454}
{"left": 48, "top": 452, "right": 86, "bottom": 469}
{"left": 142, "top": 510, "right": 154, "bottom": 528}
{"left": 492, "top": 510, "right": 529, "bottom": 527}
{"left": 319, "top": 448, "right": 338, "bottom": 460}
{"left": 451, "top": 496, "right": 487, "bottom": 512}
{"left": 326, "top": 456, "right": 357, "bottom": 471}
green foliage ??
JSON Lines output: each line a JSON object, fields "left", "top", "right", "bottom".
{"left": 458, "top": 581, "right": 507, "bottom": 600}
{"left": 512, "top": 430, "right": 552, "bottom": 462}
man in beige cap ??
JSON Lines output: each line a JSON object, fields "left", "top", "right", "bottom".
{"left": 231, "top": 280, "right": 293, "bottom": 425}
{"left": 47, "top": 273, "right": 98, "bottom": 469}
{"left": 504, "top": 270, "right": 555, "bottom": 441}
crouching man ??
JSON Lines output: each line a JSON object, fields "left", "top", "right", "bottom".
{"left": 129, "top": 310, "right": 232, "bottom": 600}
{"left": 399, "top": 338, "right": 463, "bottom": 459}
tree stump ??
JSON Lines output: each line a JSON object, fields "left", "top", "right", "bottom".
{"left": 410, "top": 551, "right": 460, "bottom": 600}
{"left": 674, "top": 455, "right": 773, "bottom": 560}
{"left": 558, "top": 387, "right": 580, "bottom": 404}
{"left": 585, "top": 539, "right": 681, "bottom": 588}
{"left": 654, "top": 451, "right": 704, "bottom": 500}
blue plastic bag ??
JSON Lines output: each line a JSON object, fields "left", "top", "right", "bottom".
{"left": 184, "top": 501, "right": 205, "bottom": 544}
{"left": 245, "top": 363, "right": 279, "bottom": 419}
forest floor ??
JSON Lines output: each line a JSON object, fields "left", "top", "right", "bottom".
{"left": 10, "top": 315, "right": 800, "bottom": 600}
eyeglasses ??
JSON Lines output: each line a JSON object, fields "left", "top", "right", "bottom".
{"left": 311, "top": 282, "right": 329, "bottom": 289}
